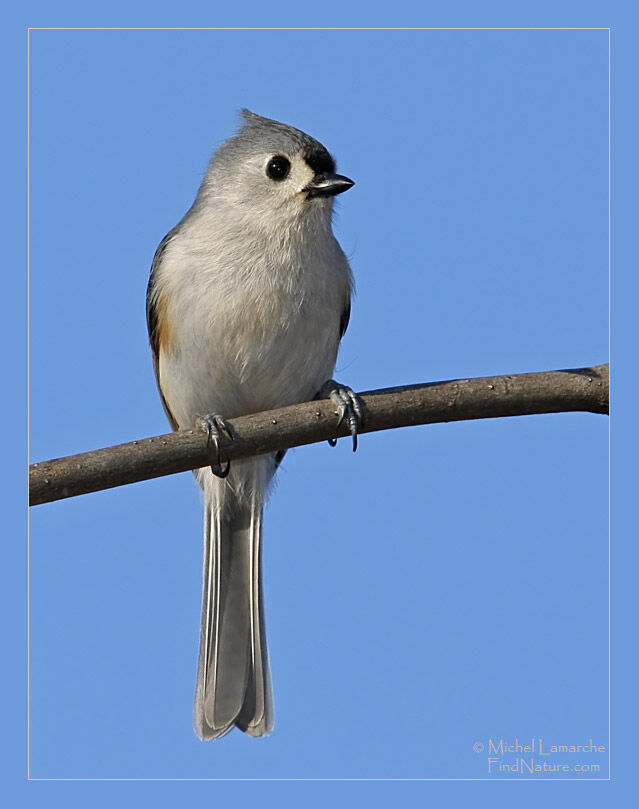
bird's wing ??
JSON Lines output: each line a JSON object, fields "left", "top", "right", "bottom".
{"left": 339, "top": 295, "right": 351, "bottom": 340}
{"left": 146, "top": 230, "right": 179, "bottom": 430}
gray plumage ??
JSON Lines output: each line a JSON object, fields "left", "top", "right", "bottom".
{"left": 147, "top": 110, "right": 354, "bottom": 739}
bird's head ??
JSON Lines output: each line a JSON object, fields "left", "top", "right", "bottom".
{"left": 201, "top": 110, "right": 354, "bottom": 231}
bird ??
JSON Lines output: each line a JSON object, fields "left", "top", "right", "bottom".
{"left": 146, "top": 110, "right": 360, "bottom": 739}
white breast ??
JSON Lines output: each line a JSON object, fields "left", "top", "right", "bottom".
{"left": 155, "top": 209, "right": 351, "bottom": 429}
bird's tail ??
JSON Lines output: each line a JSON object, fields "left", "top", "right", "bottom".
{"left": 194, "top": 462, "right": 274, "bottom": 739}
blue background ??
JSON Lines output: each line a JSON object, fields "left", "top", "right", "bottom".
{"left": 9, "top": 1, "right": 634, "bottom": 803}
{"left": 29, "top": 25, "right": 608, "bottom": 778}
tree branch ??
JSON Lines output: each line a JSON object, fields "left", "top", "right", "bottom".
{"left": 29, "top": 363, "right": 609, "bottom": 506}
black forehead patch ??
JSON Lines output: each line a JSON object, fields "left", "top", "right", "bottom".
{"left": 303, "top": 148, "right": 335, "bottom": 176}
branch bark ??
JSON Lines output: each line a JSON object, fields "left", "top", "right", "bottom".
{"left": 29, "top": 363, "right": 609, "bottom": 506}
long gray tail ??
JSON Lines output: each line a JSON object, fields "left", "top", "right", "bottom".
{"left": 194, "top": 473, "right": 273, "bottom": 739}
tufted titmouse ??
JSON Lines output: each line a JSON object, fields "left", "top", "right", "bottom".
{"left": 146, "top": 110, "right": 360, "bottom": 739}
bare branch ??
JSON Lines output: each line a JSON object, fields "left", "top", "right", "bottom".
{"left": 29, "top": 363, "right": 609, "bottom": 506}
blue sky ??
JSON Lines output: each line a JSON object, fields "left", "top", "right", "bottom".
{"left": 10, "top": 3, "right": 635, "bottom": 804}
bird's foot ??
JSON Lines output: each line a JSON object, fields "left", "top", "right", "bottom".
{"left": 199, "top": 414, "right": 235, "bottom": 478}
{"left": 318, "top": 379, "right": 364, "bottom": 452}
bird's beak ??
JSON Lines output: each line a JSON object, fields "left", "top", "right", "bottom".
{"left": 305, "top": 173, "right": 355, "bottom": 199}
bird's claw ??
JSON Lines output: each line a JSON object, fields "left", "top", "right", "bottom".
{"left": 320, "top": 379, "right": 364, "bottom": 452}
{"left": 200, "top": 414, "right": 234, "bottom": 478}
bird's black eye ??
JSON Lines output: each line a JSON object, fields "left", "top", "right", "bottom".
{"left": 266, "top": 155, "right": 291, "bottom": 181}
